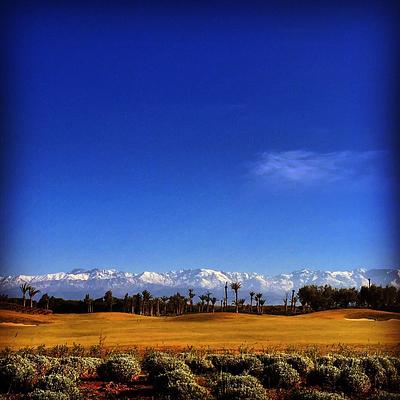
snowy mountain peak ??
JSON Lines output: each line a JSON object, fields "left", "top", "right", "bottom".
{"left": 0, "top": 267, "right": 398, "bottom": 304}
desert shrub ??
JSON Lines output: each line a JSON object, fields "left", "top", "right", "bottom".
{"left": 70, "top": 343, "right": 85, "bottom": 357}
{"left": 316, "top": 355, "right": 336, "bottom": 367}
{"left": 28, "top": 389, "right": 69, "bottom": 400}
{"left": 212, "top": 372, "right": 269, "bottom": 400}
{"left": 153, "top": 368, "right": 208, "bottom": 400}
{"left": 59, "top": 356, "right": 101, "bottom": 378}
{"left": 288, "top": 389, "right": 345, "bottom": 400}
{"left": 257, "top": 353, "right": 287, "bottom": 367}
{"left": 48, "top": 362, "right": 79, "bottom": 381}
{"left": 388, "top": 357, "right": 400, "bottom": 374}
{"left": 16, "top": 347, "right": 41, "bottom": 357}
{"left": 38, "top": 374, "right": 80, "bottom": 399}
{"left": 209, "top": 354, "right": 263, "bottom": 375}
{"left": 338, "top": 366, "right": 371, "bottom": 394}
{"left": 24, "top": 355, "right": 53, "bottom": 377}
{"left": 0, "top": 354, "right": 35, "bottom": 392}
{"left": 315, "top": 355, "right": 359, "bottom": 368}
{"left": 142, "top": 351, "right": 190, "bottom": 380}
{"left": 97, "top": 354, "right": 140, "bottom": 383}
{"left": 286, "top": 355, "right": 314, "bottom": 377}
{"left": 335, "top": 357, "right": 360, "bottom": 369}
{"left": 263, "top": 361, "right": 301, "bottom": 389}
{"left": 361, "top": 357, "right": 388, "bottom": 389}
{"left": 307, "top": 365, "right": 341, "bottom": 389}
{"left": 368, "top": 391, "right": 400, "bottom": 400}
{"left": 377, "top": 356, "right": 400, "bottom": 390}
{"left": 80, "top": 357, "right": 102, "bottom": 377}
{"left": 47, "top": 344, "right": 70, "bottom": 358}
{"left": 180, "top": 352, "right": 214, "bottom": 374}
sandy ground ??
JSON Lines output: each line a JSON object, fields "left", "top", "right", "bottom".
{"left": 0, "top": 308, "right": 399, "bottom": 351}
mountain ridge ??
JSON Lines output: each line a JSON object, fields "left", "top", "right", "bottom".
{"left": 1, "top": 267, "right": 399, "bottom": 304}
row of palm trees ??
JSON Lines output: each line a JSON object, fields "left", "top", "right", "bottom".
{"left": 18, "top": 280, "right": 269, "bottom": 315}
{"left": 19, "top": 283, "right": 43, "bottom": 308}
{"left": 81, "top": 281, "right": 268, "bottom": 316}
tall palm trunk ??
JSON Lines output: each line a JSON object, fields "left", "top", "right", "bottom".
{"left": 224, "top": 282, "right": 228, "bottom": 311}
{"left": 234, "top": 290, "right": 238, "bottom": 313}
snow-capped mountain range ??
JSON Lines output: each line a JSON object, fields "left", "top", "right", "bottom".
{"left": 0, "top": 267, "right": 399, "bottom": 304}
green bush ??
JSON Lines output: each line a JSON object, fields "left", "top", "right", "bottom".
{"left": 0, "top": 354, "right": 35, "bottom": 392}
{"left": 316, "top": 355, "right": 359, "bottom": 370}
{"left": 288, "top": 389, "right": 345, "bottom": 400}
{"left": 263, "top": 361, "right": 301, "bottom": 389}
{"left": 257, "top": 353, "right": 287, "bottom": 367}
{"left": 97, "top": 354, "right": 140, "bottom": 383}
{"left": 28, "top": 389, "right": 69, "bottom": 400}
{"left": 377, "top": 357, "right": 400, "bottom": 390}
{"left": 316, "top": 355, "right": 336, "bottom": 367}
{"left": 142, "top": 351, "right": 191, "bottom": 381}
{"left": 286, "top": 355, "right": 314, "bottom": 376}
{"left": 180, "top": 352, "right": 214, "bottom": 374}
{"left": 333, "top": 356, "right": 360, "bottom": 370}
{"left": 38, "top": 374, "right": 80, "bottom": 399}
{"left": 59, "top": 356, "right": 101, "bottom": 378}
{"left": 209, "top": 354, "right": 263, "bottom": 375}
{"left": 338, "top": 366, "right": 371, "bottom": 394}
{"left": 307, "top": 365, "right": 341, "bottom": 389}
{"left": 388, "top": 357, "right": 400, "bottom": 375}
{"left": 212, "top": 373, "right": 269, "bottom": 400}
{"left": 23, "top": 355, "right": 53, "bottom": 378}
{"left": 368, "top": 391, "right": 400, "bottom": 400}
{"left": 48, "top": 362, "right": 79, "bottom": 382}
{"left": 361, "top": 357, "right": 388, "bottom": 389}
{"left": 153, "top": 368, "right": 209, "bottom": 400}
{"left": 47, "top": 345, "right": 70, "bottom": 358}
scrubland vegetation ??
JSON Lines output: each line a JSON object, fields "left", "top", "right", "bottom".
{"left": 0, "top": 344, "right": 399, "bottom": 399}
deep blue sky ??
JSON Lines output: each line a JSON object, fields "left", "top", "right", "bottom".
{"left": 1, "top": 2, "right": 399, "bottom": 276}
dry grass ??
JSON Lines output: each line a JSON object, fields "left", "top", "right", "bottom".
{"left": 0, "top": 308, "right": 399, "bottom": 351}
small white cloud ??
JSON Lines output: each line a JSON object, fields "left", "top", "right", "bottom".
{"left": 252, "top": 150, "right": 385, "bottom": 185}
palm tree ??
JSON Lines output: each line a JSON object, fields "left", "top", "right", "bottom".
{"left": 141, "top": 290, "right": 152, "bottom": 315}
{"left": 123, "top": 293, "right": 130, "bottom": 313}
{"left": 20, "top": 283, "right": 30, "bottom": 307}
{"left": 283, "top": 292, "right": 289, "bottom": 314}
{"left": 199, "top": 295, "right": 207, "bottom": 312}
{"left": 160, "top": 296, "right": 169, "bottom": 315}
{"left": 224, "top": 282, "right": 228, "bottom": 311}
{"left": 249, "top": 291, "right": 255, "bottom": 313}
{"left": 292, "top": 295, "right": 298, "bottom": 313}
{"left": 84, "top": 294, "right": 93, "bottom": 313}
{"left": 259, "top": 299, "right": 265, "bottom": 314}
{"left": 134, "top": 293, "right": 143, "bottom": 314}
{"left": 41, "top": 293, "right": 50, "bottom": 310}
{"left": 255, "top": 293, "right": 263, "bottom": 314}
{"left": 238, "top": 298, "right": 246, "bottom": 311}
{"left": 230, "top": 282, "right": 242, "bottom": 313}
{"left": 156, "top": 297, "right": 161, "bottom": 316}
{"left": 188, "top": 289, "right": 195, "bottom": 313}
{"left": 205, "top": 292, "right": 212, "bottom": 313}
{"left": 28, "top": 286, "right": 40, "bottom": 308}
{"left": 104, "top": 290, "right": 113, "bottom": 312}
{"left": 211, "top": 297, "right": 217, "bottom": 313}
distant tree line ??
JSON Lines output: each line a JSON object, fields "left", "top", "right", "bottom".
{"left": 1, "top": 281, "right": 399, "bottom": 314}
{"left": 297, "top": 284, "right": 400, "bottom": 312}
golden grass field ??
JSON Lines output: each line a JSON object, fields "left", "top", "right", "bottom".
{"left": 0, "top": 308, "right": 399, "bottom": 352}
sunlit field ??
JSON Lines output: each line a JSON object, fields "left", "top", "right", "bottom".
{"left": 1, "top": 308, "right": 399, "bottom": 351}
